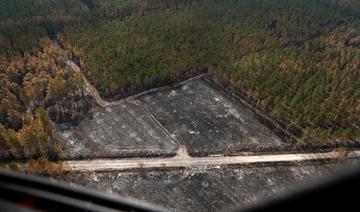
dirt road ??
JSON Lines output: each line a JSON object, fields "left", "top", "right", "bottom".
{"left": 65, "top": 146, "right": 360, "bottom": 171}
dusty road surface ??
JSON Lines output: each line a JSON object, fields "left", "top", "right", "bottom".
{"left": 65, "top": 146, "right": 360, "bottom": 171}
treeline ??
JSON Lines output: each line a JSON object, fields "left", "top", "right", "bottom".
{"left": 64, "top": 0, "right": 360, "bottom": 141}
{"left": 0, "top": 0, "right": 206, "bottom": 56}
{"left": 0, "top": 38, "right": 88, "bottom": 160}
{"left": 65, "top": 4, "right": 213, "bottom": 95}
{"left": 0, "top": 0, "right": 87, "bottom": 55}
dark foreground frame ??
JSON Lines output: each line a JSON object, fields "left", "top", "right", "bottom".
{"left": 0, "top": 166, "right": 359, "bottom": 212}
{"left": 0, "top": 170, "right": 165, "bottom": 212}
{"left": 236, "top": 165, "right": 360, "bottom": 212}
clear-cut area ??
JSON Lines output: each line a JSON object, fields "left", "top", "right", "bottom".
{"left": 56, "top": 77, "right": 289, "bottom": 159}
{"left": 55, "top": 102, "right": 178, "bottom": 159}
{"left": 139, "top": 79, "right": 288, "bottom": 156}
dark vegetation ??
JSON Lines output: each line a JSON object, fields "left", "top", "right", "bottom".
{"left": 0, "top": 0, "right": 204, "bottom": 55}
{"left": 0, "top": 0, "right": 359, "bottom": 160}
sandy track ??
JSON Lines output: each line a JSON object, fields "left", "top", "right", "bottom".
{"left": 65, "top": 146, "right": 360, "bottom": 171}
{"left": 67, "top": 60, "right": 124, "bottom": 107}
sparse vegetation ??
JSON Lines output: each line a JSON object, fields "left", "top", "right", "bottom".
{"left": 0, "top": 157, "right": 64, "bottom": 177}
{"left": 25, "top": 157, "right": 64, "bottom": 176}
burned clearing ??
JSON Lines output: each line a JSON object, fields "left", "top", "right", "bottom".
{"left": 65, "top": 159, "right": 359, "bottom": 212}
{"left": 55, "top": 102, "right": 178, "bottom": 159}
{"left": 55, "top": 76, "right": 290, "bottom": 159}
{"left": 139, "top": 78, "right": 289, "bottom": 156}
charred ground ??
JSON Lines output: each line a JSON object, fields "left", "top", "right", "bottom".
{"left": 56, "top": 76, "right": 289, "bottom": 159}
{"left": 65, "top": 159, "right": 360, "bottom": 212}
{"left": 56, "top": 75, "right": 360, "bottom": 159}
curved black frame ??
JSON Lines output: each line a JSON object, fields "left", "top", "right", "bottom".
{"left": 0, "top": 166, "right": 359, "bottom": 212}
{"left": 0, "top": 170, "right": 165, "bottom": 212}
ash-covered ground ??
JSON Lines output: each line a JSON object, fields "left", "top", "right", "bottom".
{"left": 55, "top": 102, "right": 178, "bottom": 159}
{"left": 65, "top": 159, "right": 359, "bottom": 212}
{"left": 139, "top": 79, "right": 288, "bottom": 156}
{"left": 56, "top": 78, "right": 289, "bottom": 159}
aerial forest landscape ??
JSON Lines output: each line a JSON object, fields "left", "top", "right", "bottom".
{"left": 0, "top": 0, "right": 360, "bottom": 211}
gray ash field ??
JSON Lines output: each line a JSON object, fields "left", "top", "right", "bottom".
{"left": 66, "top": 159, "right": 359, "bottom": 212}
{"left": 56, "top": 77, "right": 289, "bottom": 159}
{"left": 56, "top": 102, "right": 178, "bottom": 159}
{"left": 139, "top": 79, "right": 288, "bottom": 156}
